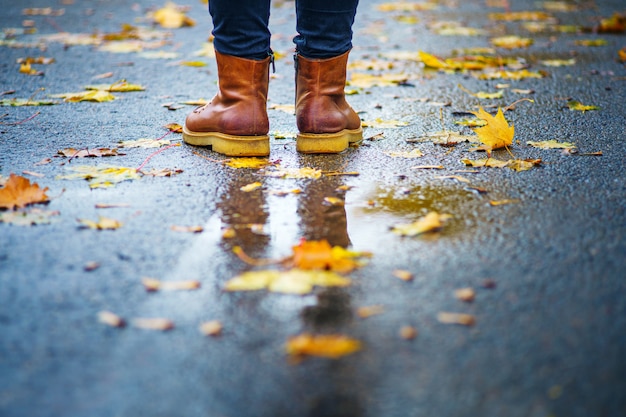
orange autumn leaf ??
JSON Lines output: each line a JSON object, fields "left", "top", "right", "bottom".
{"left": 285, "top": 333, "right": 362, "bottom": 359}
{"left": 470, "top": 107, "right": 514, "bottom": 155}
{"left": 0, "top": 174, "right": 49, "bottom": 209}
{"left": 291, "top": 239, "right": 369, "bottom": 273}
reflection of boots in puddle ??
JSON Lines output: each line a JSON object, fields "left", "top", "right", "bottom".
{"left": 216, "top": 175, "right": 270, "bottom": 254}
{"left": 298, "top": 171, "right": 351, "bottom": 248}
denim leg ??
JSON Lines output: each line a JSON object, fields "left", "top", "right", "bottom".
{"left": 209, "top": 0, "right": 272, "bottom": 60}
{"left": 294, "top": 0, "right": 359, "bottom": 59}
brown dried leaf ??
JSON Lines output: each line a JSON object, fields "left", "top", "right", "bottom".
{"left": 141, "top": 277, "right": 201, "bottom": 292}
{"left": 437, "top": 312, "right": 476, "bottom": 326}
{"left": 357, "top": 305, "right": 385, "bottom": 318}
{"left": 399, "top": 326, "right": 418, "bottom": 340}
{"left": 0, "top": 174, "right": 49, "bottom": 209}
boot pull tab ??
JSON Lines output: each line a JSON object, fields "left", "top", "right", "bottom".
{"left": 268, "top": 50, "right": 275, "bottom": 74}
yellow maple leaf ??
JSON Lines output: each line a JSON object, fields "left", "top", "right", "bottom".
{"left": 567, "top": 100, "right": 599, "bottom": 112}
{"left": 291, "top": 239, "right": 368, "bottom": 273}
{"left": 470, "top": 107, "right": 514, "bottom": 155}
{"left": 285, "top": 333, "right": 362, "bottom": 359}
{"left": 0, "top": 174, "right": 49, "bottom": 209}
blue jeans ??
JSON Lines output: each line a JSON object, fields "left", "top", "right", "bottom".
{"left": 209, "top": 0, "right": 359, "bottom": 60}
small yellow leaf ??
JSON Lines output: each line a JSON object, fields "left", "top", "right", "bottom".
{"left": 357, "top": 305, "right": 385, "bottom": 318}
{"left": 489, "top": 199, "right": 520, "bottom": 206}
{"left": 491, "top": 35, "right": 534, "bottom": 49}
{"left": 240, "top": 182, "right": 263, "bottom": 192}
{"left": 98, "top": 311, "right": 126, "bottom": 328}
{"left": 454, "top": 287, "right": 476, "bottom": 302}
{"left": 141, "top": 277, "right": 201, "bottom": 291}
{"left": 527, "top": 140, "right": 576, "bottom": 149}
{"left": 224, "top": 158, "right": 271, "bottom": 169}
{"left": 199, "top": 320, "right": 222, "bottom": 336}
{"left": 392, "top": 269, "right": 414, "bottom": 281}
{"left": 286, "top": 333, "right": 362, "bottom": 359}
{"left": 567, "top": 100, "right": 599, "bottom": 112}
{"left": 263, "top": 166, "right": 322, "bottom": 179}
{"left": 170, "top": 225, "right": 203, "bottom": 233}
{"left": 391, "top": 212, "right": 452, "bottom": 237}
{"left": 150, "top": 2, "right": 195, "bottom": 29}
{"left": 470, "top": 107, "right": 514, "bottom": 154}
{"left": 78, "top": 216, "right": 123, "bottom": 230}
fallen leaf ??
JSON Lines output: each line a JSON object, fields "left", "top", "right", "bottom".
{"left": 0, "top": 208, "right": 59, "bottom": 225}
{"left": 149, "top": 2, "right": 195, "bottom": 29}
{"left": 567, "top": 100, "right": 599, "bottom": 112}
{"left": 411, "top": 165, "right": 444, "bottom": 170}
{"left": 540, "top": 58, "right": 576, "bottom": 67}
{"left": 199, "top": 320, "right": 222, "bottom": 336}
{"left": 180, "top": 60, "right": 207, "bottom": 67}
{"left": 488, "top": 11, "right": 554, "bottom": 21}
{"left": 454, "top": 287, "right": 476, "bottom": 302}
{"left": 462, "top": 158, "right": 541, "bottom": 171}
{"left": 437, "top": 312, "right": 476, "bottom": 326}
{"left": 98, "top": 311, "right": 126, "bottom": 328}
{"left": 285, "top": 333, "right": 362, "bottom": 359}
{"left": 470, "top": 107, "right": 514, "bottom": 155}
{"left": 0, "top": 98, "right": 57, "bottom": 106}
{"left": 399, "top": 326, "right": 418, "bottom": 340}
{"left": 361, "top": 118, "right": 409, "bottom": 128}
{"left": 225, "top": 158, "right": 271, "bottom": 169}
{"left": 489, "top": 199, "right": 520, "bottom": 206}
{"left": 491, "top": 35, "right": 534, "bottom": 48}
{"left": 240, "top": 182, "right": 263, "bottom": 192}
{"left": 85, "top": 80, "right": 145, "bottom": 92}
{"left": 391, "top": 212, "right": 452, "bottom": 237}
{"left": 263, "top": 166, "right": 322, "bottom": 179}
{"left": 357, "top": 305, "right": 385, "bottom": 318}
{"left": 477, "top": 69, "right": 544, "bottom": 80}
{"left": 323, "top": 197, "right": 345, "bottom": 206}
{"left": 0, "top": 174, "right": 49, "bottom": 209}
{"left": 141, "top": 277, "right": 201, "bottom": 291}
{"left": 384, "top": 149, "right": 424, "bottom": 158}
{"left": 118, "top": 138, "right": 171, "bottom": 148}
{"left": 224, "top": 268, "right": 351, "bottom": 295}
{"left": 291, "top": 240, "right": 370, "bottom": 273}
{"left": 51, "top": 90, "right": 116, "bottom": 103}
{"left": 132, "top": 318, "right": 175, "bottom": 331}
{"left": 77, "top": 216, "right": 123, "bottom": 230}
{"left": 527, "top": 139, "right": 576, "bottom": 149}
{"left": 170, "top": 225, "right": 203, "bottom": 233}
{"left": 574, "top": 39, "right": 608, "bottom": 47}
{"left": 392, "top": 269, "right": 414, "bottom": 281}
{"left": 58, "top": 147, "right": 121, "bottom": 158}
{"left": 140, "top": 168, "right": 183, "bottom": 177}
{"left": 348, "top": 73, "right": 409, "bottom": 88}
{"left": 57, "top": 165, "right": 141, "bottom": 188}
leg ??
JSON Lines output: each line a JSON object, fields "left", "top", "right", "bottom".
{"left": 183, "top": 0, "right": 273, "bottom": 156}
{"left": 210, "top": 0, "right": 272, "bottom": 59}
{"left": 294, "top": 0, "right": 362, "bottom": 153}
{"left": 294, "top": 0, "right": 359, "bottom": 59}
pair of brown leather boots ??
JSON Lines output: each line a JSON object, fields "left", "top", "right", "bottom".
{"left": 182, "top": 50, "right": 362, "bottom": 156}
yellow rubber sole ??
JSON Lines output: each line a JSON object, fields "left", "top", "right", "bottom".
{"left": 296, "top": 127, "right": 363, "bottom": 154}
{"left": 183, "top": 126, "right": 270, "bottom": 157}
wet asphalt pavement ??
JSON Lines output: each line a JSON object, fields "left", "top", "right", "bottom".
{"left": 1, "top": 0, "right": 625, "bottom": 416}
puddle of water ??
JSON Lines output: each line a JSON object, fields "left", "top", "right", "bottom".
{"left": 345, "top": 182, "right": 477, "bottom": 248}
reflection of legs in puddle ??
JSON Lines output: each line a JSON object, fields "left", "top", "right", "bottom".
{"left": 298, "top": 170, "right": 351, "bottom": 248}
{"left": 216, "top": 176, "right": 270, "bottom": 254}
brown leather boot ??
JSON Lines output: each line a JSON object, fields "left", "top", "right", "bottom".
{"left": 183, "top": 51, "right": 271, "bottom": 156}
{"left": 295, "top": 51, "right": 362, "bottom": 154}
